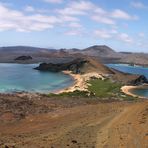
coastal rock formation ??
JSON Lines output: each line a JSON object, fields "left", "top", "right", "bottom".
{"left": 35, "top": 58, "right": 88, "bottom": 74}
{"left": 15, "top": 55, "right": 32, "bottom": 61}
{"left": 130, "top": 75, "right": 148, "bottom": 85}
{"left": 111, "top": 68, "right": 148, "bottom": 85}
{"left": 34, "top": 58, "right": 114, "bottom": 74}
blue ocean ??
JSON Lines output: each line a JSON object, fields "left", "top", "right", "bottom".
{"left": 0, "top": 63, "right": 73, "bottom": 93}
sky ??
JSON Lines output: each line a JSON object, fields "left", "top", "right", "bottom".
{"left": 0, "top": 0, "right": 148, "bottom": 52}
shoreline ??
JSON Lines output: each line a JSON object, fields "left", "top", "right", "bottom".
{"left": 56, "top": 71, "right": 104, "bottom": 94}
{"left": 121, "top": 85, "right": 148, "bottom": 99}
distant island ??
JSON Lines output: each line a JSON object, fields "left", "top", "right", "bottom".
{"left": 0, "top": 45, "right": 148, "bottom": 66}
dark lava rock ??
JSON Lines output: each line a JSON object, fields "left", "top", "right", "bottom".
{"left": 130, "top": 75, "right": 148, "bottom": 85}
{"left": 71, "top": 140, "right": 78, "bottom": 144}
{"left": 15, "top": 56, "right": 32, "bottom": 61}
{"left": 34, "top": 58, "right": 88, "bottom": 74}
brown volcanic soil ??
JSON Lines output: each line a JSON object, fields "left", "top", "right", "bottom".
{"left": 0, "top": 94, "right": 147, "bottom": 148}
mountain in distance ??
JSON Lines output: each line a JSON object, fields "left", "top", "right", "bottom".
{"left": 0, "top": 46, "right": 74, "bottom": 63}
{"left": 66, "top": 45, "right": 148, "bottom": 66}
{"left": 0, "top": 45, "right": 148, "bottom": 66}
{"left": 0, "top": 46, "right": 54, "bottom": 54}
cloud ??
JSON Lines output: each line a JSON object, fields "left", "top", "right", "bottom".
{"left": 56, "top": 1, "right": 94, "bottom": 16}
{"left": 24, "top": 6, "right": 35, "bottom": 12}
{"left": 94, "top": 29, "right": 114, "bottom": 39}
{"left": 0, "top": 3, "right": 60, "bottom": 32}
{"left": 56, "top": 1, "right": 116, "bottom": 25}
{"left": 56, "top": 0, "right": 138, "bottom": 27}
{"left": 138, "top": 32, "right": 145, "bottom": 37}
{"left": 68, "top": 22, "right": 82, "bottom": 28}
{"left": 131, "top": 1, "right": 146, "bottom": 9}
{"left": 111, "top": 9, "right": 138, "bottom": 20}
{"left": 65, "top": 30, "right": 83, "bottom": 36}
{"left": 43, "top": 0, "right": 63, "bottom": 4}
{"left": 94, "top": 28, "right": 134, "bottom": 45}
{"left": 0, "top": 2, "right": 82, "bottom": 32}
{"left": 91, "top": 15, "right": 115, "bottom": 25}
{"left": 0, "top": 0, "right": 139, "bottom": 34}
{"left": 118, "top": 33, "right": 133, "bottom": 44}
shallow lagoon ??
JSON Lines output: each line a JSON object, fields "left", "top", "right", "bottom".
{"left": 0, "top": 63, "right": 73, "bottom": 93}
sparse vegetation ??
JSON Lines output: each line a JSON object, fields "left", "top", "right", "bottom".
{"left": 88, "top": 78, "right": 122, "bottom": 98}
{"left": 48, "top": 78, "right": 136, "bottom": 100}
{"left": 48, "top": 90, "right": 90, "bottom": 98}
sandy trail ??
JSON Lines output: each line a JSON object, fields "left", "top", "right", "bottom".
{"left": 0, "top": 101, "right": 147, "bottom": 148}
{"left": 96, "top": 101, "right": 148, "bottom": 148}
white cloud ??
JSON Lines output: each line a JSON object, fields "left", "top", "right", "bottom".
{"left": 94, "top": 29, "right": 113, "bottom": 39}
{"left": 43, "top": 0, "right": 63, "bottom": 4}
{"left": 69, "top": 1, "right": 94, "bottom": 12}
{"left": 24, "top": 6, "right": 35, "bottom": 12}
{"left": 56, "top": 0, "right": 138, "bottom": 28}
{"left": 68, "top": 22, "right": 82, "bottom": 28}
{"left": 0, "top": 0, "right": 139, "bottom": 35}
{"left": 91, "top": 15, "right": 115, "bottom": 25}
{"left": 0, "top": 3, "right": 60, "bottom": 32}
{"left": 59, "top": 15, "right": 79, "bottom": 22}
{"left": 56, "top": 1, "right": 116, "bottom": 25}
{"left": 118, "top": 33, "right": 133, "bottom": 43}
{"left": 131, "top": 1, "right": 146, "bottom": 9}
{"left": 94, "top": 28, "right": 134, "bottom": 45}
{"left": 139, "top": 32, "right": 145, "bottom": 37}
{"left": 65, "top": 30, "right": 82, "bottom": 36}
{"left": 56, "top": 1, "right": 94, "bottom": 16}
{"left": 111, "top": 9, "right": 138, "bottom": 20}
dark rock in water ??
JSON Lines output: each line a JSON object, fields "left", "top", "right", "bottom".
{"left": 130, "top": 75, "right": 148, "bottom": 85}
{"left": 15, "top": 56, "right": 32, "bottom": 61}
{"left": 34, "top": 58, "right": 88, "bottom": 74}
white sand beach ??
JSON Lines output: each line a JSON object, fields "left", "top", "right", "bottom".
{"left": 57, "top": 71, "right": 104, "bottom": 94}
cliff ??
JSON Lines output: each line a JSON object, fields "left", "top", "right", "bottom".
{"left": 35, "top": 58, "right": 87, "bottom": 74}
{"left": 34, "top": 57, "right": 114, "bottom": 74}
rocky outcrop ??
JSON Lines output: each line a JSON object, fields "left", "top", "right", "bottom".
{"left": 111, "top": 68, "right": 148, "bottom": 85}
{"left": 34, "top": 57, "right": 115, "bottom": 74}
{"left": 15, "top": 56, "right": 32, "bottom": 61}
{"left": 130, "top": 75, "right": 148, "bottom": 85}
{"left": 35, "top": 58, "right": 88, "bottom": 74}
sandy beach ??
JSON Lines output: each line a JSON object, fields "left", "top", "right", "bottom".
{"left": 121, "top": 85, "right": 148, "bottom": 99}
{"left": 57, "top": 71, "right": 104, "bottom": 94}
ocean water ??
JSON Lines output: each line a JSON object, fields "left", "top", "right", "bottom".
{"left": 107, "top": 64, "right": 148, "bottom": 97}
{"left": 0, "top": 63, "right": 73, "bottom": 93}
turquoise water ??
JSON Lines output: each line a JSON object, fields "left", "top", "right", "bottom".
{"left": 131, "top": 88, "right": 148, "bottom": 97}
{"left": 107, "top": 64, "right": 148, "bottom": 97}
{"left": 0, "top": 63, "right": 73, "bottom": 93}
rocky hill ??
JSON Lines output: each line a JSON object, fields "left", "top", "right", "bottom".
{"left": 35, "top": 57, "right": 113, "bottom": 74}
{"left": 35, "top": 57, "right": 148, "bottom": 85}
{"left": 84, "top": 46, "right": 148, "bottom": 66}
{"left": 66, "top": 45, "right": 148, "bottom": 66}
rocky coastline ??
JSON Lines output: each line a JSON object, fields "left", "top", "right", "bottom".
{"left": 34, "top": 58, "right": 148, "bottom": 98}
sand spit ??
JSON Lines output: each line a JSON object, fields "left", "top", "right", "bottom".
{"left": 57, "top": 71, "right": 104, "bottom": 93}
